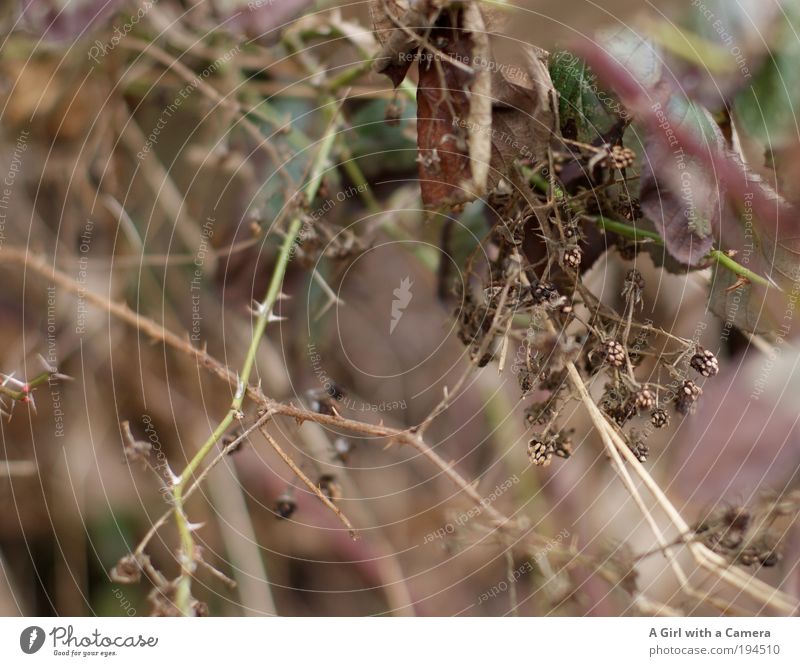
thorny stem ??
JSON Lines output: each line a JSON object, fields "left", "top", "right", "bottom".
{"left": 171, "top": 116, "right": 340, "bottom": 615}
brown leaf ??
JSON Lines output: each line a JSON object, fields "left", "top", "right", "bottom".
{"left": 371, "top": 0, "right": 425, "bottom": 88}
{"left": 489, "top": 46, "right": 554, "bottom": 186}
{"left": 372, "top": 2, "right": 553, "bottom": 208}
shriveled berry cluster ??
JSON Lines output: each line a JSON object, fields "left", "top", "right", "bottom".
{"left": 625, "top": 268, "right": 645, "bottom": 292}
{"left": 524, "top": 400, "right": 557, "bottom": 426}
{"left": 609, "top": 145, "right": 636, "bottom": 169}
{"left": 532, "top": 281, "right": 559, "bottom": 306}
{"left": 619, "top": 196, "right": 642, "bottom": 221}
{"left": 690, "top": 347, "right": 719, "bottom": 377}
{"left": 563, "top": 246, "right": 582, "bottom": 270}
{"left": 675, "top": 379, "right": 702, "bottom": 414}
{"left": 695, "top": 506, "right": 780, "bottom": 568}
{"left": 634, "top": 387, "right": 655, "bottom": 411}
{"left": 628, "top": 436, "right": 649, "bottom": 463}
{"left": 553, "top": 430, "right": 574, "bottom": 459}
{"left": 318, "top": 474, "right": 342, "bottom": 502}
{"left": 528, "top": 437, "right": 553, "bottom": 467}
{"left": 650, "top": 408, "right": 669, "bottom": 429}
{"left": 599, "top": 339, "right": 626, "bottom": 369}
{"left": 274, "top": 493, "right": 297, "bottom": 520}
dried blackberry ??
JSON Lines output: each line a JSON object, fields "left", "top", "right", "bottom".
{"left": 625, "top": 269, "right": 645, "bottom": 292}
{"left": 563, "top": 246, "right": 582, "bottom": 270}
{"left": 553, "top": 431, "right": 574, "bottom": 459}
{"left": 675, "top": 379, "right": 702, "bottom": 414}
{"left": 524, "top": 400, "right": 556, "bottom": 427}
{"left": 622, "top": 271, "right": 645, "bottom": 308}
{"left": 274, "top": 493, "right": 297, "bottom": 520}
{"left": 599, "top": 339, "right": 626, "bottom": 369}
{"left": 634, "top": 387, "right": 655, "bottom": 411}
{"left": 528, "top": 437, "right": 553, "bottom": 467}
{"left": 609, "top": 145, "right": 636, "bottom": 169}
{"left": 532, "top": 281, "right": 559, "bottom": 305}
{"left": 650, "top": 408, "right": 669, "bottom": 429}
{"left": 628, "top": 439, "right": 649, "bottom": 463}
{"left": 518, "top": 371, "right": 534, "bottom": 393}
{"left": 690, "top": 347, "right": 719, "bottom": 377}
{"left": 609, "top": 403, "right": 636, "bottom": 426}
{"left": 318, "top": 475, "right": 342, "bottom": 502}
{"left": 619, "top": 196, "right": 642, "bottom": 221}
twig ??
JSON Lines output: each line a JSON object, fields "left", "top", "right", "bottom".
{"left": 259, "top": 429, "right": 356, "bottom": 538}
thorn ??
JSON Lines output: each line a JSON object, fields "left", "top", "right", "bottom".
{"left": 168, "top": 468, "right": 182, "bottom": 486}
{"left": 248, "top": 300, "right": 266, "bottom": 317}
{"left": 276, "top": 292, "right": 292, "bottom": 301}
{"left": 36, "top": 354, "right": 57, "bottom": 374}
{"left": 725, "top": 275, "right": 750, "bottom": 293}
{"left": 267, "top": 310, "right": 287, "bottom": 323}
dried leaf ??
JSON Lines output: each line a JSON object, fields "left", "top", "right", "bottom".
{"left": 372, "top": 2, "right": 553, "bottom": 207}
{"left": 371, "top": 0, "right": 424, "bottom": 87}
{"left": 490, "top": 47, "right": 554, "bottom": 182}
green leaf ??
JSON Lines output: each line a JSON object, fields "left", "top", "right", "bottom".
{"left": 549, "top": 50, "right": 617, "bottom": 143}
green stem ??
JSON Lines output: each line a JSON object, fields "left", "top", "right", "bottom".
{"left": 595, "top": 216, "right": 773, "bottom": 289}
{"left": 707, "top": 249, "right": 773, "bottom": 289}
{"left": 171, "top": 117, "right": 338, "bottom": 616}
{"left": 595, "top": 215, "right": 664, "bottom": 244}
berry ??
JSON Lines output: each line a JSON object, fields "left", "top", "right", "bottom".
{"left": 609, "top": 145, "right": 636, "bottom": 170}
{"left": 532, "top": 281, "right": 558, "bottom": 305}
{"left": 650, "top": 408, "right": 669, "bottom": 429}
{"left": 609, "top": 403, "right": 636, "bottom": 426}
{"left": 519, "top": 371, "right": 534, "bottom": 393}
{"left": 563, "top": 246, "right": 582, "bottom": 270}
{"left": 634, "top": 387, "right": 655, "bottom": 411}
{"left": 599, "top": 339, "right": 626, "bottom": 369}
{"left": 274, "top": 494, "right": 297, "bottom": 519}
{"left": 620, "top": 196, "right": 642, "bottom": 221}
{"left": 528, "top": 437, "right": 553, "bottom": 467}
{"left": 625, "top": 269, "right": 645, "bottom": 292}
{"left": 318, "top": 474, "right": 342, "bottom": 502}
{"left": 675, "top": 379, "right": 702, "bottom": 414}
{"left": 629, "top": 441, "right": 649, "bottom": 463}
{"left": 690, "top": 347, "right": 719, "bottom": 377}
{"left": 553, "top": 431, "right": 574, "bottom": 459}
{"left": 524, "top": 401, "right": 556, "bottom": 426}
